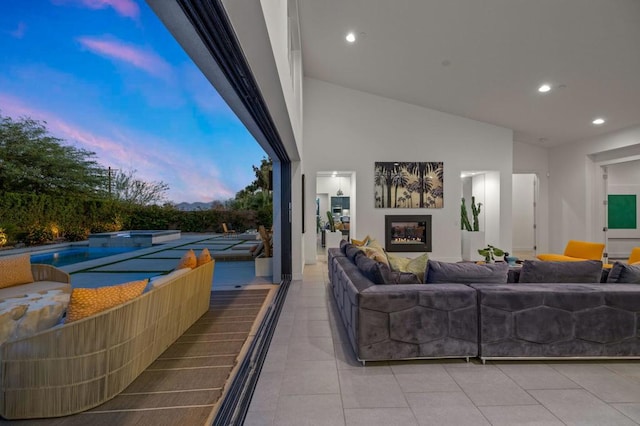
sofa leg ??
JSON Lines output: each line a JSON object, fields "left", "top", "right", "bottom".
{"left": 361, "top": 360, "right": 366, "bottom": 366}
{"left": 481, "top": 358, "right": 486, "bottom": 365}
{"left": 465, "top": 357, "right": 470, "bottom": 363}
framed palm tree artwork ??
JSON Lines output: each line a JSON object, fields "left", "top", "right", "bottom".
{"left": 374, "top": 162, "right": 444, "bottom": 208}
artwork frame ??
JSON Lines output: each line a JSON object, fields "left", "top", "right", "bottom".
{"left": 374, "top": 162, "right": 444, "bottom": 208}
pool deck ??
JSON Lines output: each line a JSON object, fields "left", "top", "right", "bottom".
{"left": 4, "top": 233, "right": 273, "bottom": 290}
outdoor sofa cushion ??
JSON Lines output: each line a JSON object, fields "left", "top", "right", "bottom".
{"left": 425, "top": 260, "right": 508, "bottom": 284}
{"left": 66, "top": 279, "right": 148, "bottom": 323}
{"left": 0, "top": 254, "right": 34, "bottom": 289}
{"left": 519, "top": 259, "right": 602, "bottom": 283}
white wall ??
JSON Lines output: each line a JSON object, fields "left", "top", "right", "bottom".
{"left": 513, "top": 141, "right": 549, "bottom": 253}
{"left": 303, "top": 78, "right": 514, "bottom": 263}
{"left": 316, "top": 175, "right": 352, "bottom": 196}
{"left": 512, "top": 174, "right": 535, "bottom": 252}
{"left": 548, "top": 125, "right": 640, "bottom": 253}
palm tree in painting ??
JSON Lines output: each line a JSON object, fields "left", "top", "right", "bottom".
{"left": 374, "top": 168, "right": 385, "bottom": 208}
{"left": 406, "top": 162, "right": 428, "bottom": 207}
{"left": 403, "top": 190, "right": 410, "bottom": 208}
{"left": 377, "top": 162, "right": 397, "bottom": 208}
{"left": 407, "top": 181, "right": 420, "bottom": 208}
{"left": 391, "top": 168, "right": 409, "bottom": 208}
{"left": 398, "top": 196, "right": 406, "bottom": 207}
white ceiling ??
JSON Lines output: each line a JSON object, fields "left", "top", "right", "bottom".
{"left": 298, "top": 0, "right": 640, "bottom": 146}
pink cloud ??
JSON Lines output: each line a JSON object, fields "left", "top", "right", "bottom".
{"left": 78, "top": 36, "right": 172, "bottom": 78}
{"left": 0, "top": 94, "right": 233, "bottom": 203}
{"left": 52, "top": 0, "right": 139, "bottom": 19}
{"left": 10, "top": 22, "right": 27, "bottom": 38}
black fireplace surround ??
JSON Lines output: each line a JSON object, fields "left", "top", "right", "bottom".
{"left": 385, "top": 215, "right": 432, "bottom": 252}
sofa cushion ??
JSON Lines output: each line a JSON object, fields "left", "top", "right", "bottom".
{"left": 345, "top": 244, "right": 363, "bottom": 263}
{"left": 147, "top": 268, "right": 192, "bottom": 291}
{"left": 426, "top": 260, "right": 508, "bottom": 284}
{"left": 197, "top": 248, "right": 212, "bottom": 266}
{"left": 606, "top": 262, "right": 640, "bottom": 283}
{"left": 176, "top": 249, "right": 197, "bottom": 269}
{"left": 0, "top": 281, "right": 71, "bottom": 301}
{"left": 66, "top": 279, "right": 148, "bottom": 323}
{"left": 355, "top": 254, "right": 385, "bottom": 284}
{"left": 519, "top": 260, "right": 602, "bottom": 283}
{"left": 0, "top": 254, "right": 34, "bottom": 289}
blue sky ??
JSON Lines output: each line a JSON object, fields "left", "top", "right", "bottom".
{"left": 0, "top": 0, "right": 265, "bottom": 203}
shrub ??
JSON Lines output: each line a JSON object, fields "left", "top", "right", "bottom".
{"left": 24, "top": 225, "right": 54, "bottom": 246}
{"left": 64, "top": 225, "right": 89, "bottom": 242}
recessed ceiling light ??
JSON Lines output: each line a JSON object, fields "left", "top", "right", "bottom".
{"left": 346, "top": 32, "right": 356, "bottom": 43}
{"left": 592, "top": 118, "right": 605, "bottom": 125}
{"left": 538, "top": 84, "right": 551, "bottom": 93}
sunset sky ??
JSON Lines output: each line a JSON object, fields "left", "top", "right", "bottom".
{"left": 0, "top": 0, "right": 265, "bottom": 203}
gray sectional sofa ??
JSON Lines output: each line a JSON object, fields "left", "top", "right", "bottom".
{"left": 328, "top": 243, "right": 640, "bottom": 363}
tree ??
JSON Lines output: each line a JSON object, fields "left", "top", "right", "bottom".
{"left": 391, "top": 168, "right": 408, "bottom": 208}
{"left": 229, "top": 157, "right": 273, "bottom": 225}
{"left": 0, "top": 114, "right": 105, "bottom": 195}
{"left": 109, "top": 169, "right": 169, "bottom": 205}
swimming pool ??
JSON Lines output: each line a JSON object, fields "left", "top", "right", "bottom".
{"left": 30, "top": 247, "right": 140, "bottom": 267}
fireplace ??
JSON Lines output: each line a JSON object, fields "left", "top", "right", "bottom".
{"left": 385, "top": 215, "right": 432, "bottom": 252}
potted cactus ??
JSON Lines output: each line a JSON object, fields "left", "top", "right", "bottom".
{"left": 461, "top": 197, "right": 485, "bottom": 261}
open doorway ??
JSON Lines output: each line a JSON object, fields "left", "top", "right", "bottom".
{"left": 512, "top": 173, "right": 537, "bottom": 260}
{"left": 316, "top": 171, "right": 356, "bottom": 252}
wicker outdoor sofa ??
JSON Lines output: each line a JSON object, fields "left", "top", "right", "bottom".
{"left": 0, "top": 260, "right": 215, "bottom": 419}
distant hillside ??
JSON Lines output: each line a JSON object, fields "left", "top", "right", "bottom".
{"left": 175, "top": 201, "right": 213, "bottom": 211}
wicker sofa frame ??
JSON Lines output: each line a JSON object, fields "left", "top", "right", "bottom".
{"left": 0, "top": 260, "right": 215, "bottom": 419}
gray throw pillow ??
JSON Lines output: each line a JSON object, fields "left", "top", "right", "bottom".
{"left": 606, "top": 262, "right": 640, "bottom": 283}
{"left": 426, "top": 260, "right": 508, "bottom": 284}
{"left": 345, "top": 244, "right": 361, "bottom": 262}
{"left": 340, "top": 239, "right": 349, "bottom": 254}
{"left": 355, "top": 254, "right": 385, "bottom": 284}
{"left": 519, "top": 260, "right": 602, "bottom": 283}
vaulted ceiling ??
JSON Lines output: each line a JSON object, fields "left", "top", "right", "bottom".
{"left": 298, "top": 0, "right": 640, "bottom": 146}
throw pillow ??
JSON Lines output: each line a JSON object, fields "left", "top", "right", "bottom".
{"left": 355, "top": 254, "right": 385, "bottom": 284}
{"left": 351, "top": 235, "right": 370, "bottom": 247}
{"left": 359, "top": 246, "right": 389, "bottom": 267}
{"left": 380, "top": 267, "right": 421, "bottom": 284}
{"left": 176, "top": 249, "right": 197, "bottom": 269}
{"left": 197, "top": 248, "right": 212, "bottom": 266}
{"left": 519, "top": 260, "right": 602, "bottom": 283}
{"left": 387, "top": 252, "right": 411, "bottom": 272}
{"left": 426, "top": 260, "right": 508, "bottom": 284}
{"left": 66, "top": 279, "right": 148, "bottom": 323}
{"left": 387, "top": 253, "right": 429, "bottom": 283}
{"left": 0, "top": 253, "right": 34, "bottom": 289}
{"left": 606, "top": 262, "right": 640, "bottom": 283}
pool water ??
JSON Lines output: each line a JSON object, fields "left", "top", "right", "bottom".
{"left": 31, "top": 247, "right": 139, "bottom": 267}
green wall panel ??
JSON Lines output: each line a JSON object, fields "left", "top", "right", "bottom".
{"left": 608, "top": 194, "right": 637, "bottom": 229}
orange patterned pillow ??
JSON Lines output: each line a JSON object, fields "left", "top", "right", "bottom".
{"left": 197, "top": 248, "right": 212, "bottom": 266}
{"left": 0, "top": 253, "right": 34, "bottom": 289}
{"left": 66, "top": 279, "right": 148, "bottom": 323}
{"left": 176, "top": 249, "right": 197, "bottom": 269}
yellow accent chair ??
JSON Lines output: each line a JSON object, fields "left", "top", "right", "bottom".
{"left": 604, "top": 246, "right": 640, "bottom": 268}
{"left": 536, "top": 240, "right": 605, "bottom": 262}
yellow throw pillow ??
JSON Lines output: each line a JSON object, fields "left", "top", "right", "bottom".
{"left": 359, "top": 246, "right": 389, "bottom": 266}
{"left": 197, "top": 248, "right": 212, "bottom": 266}
{"left": 66, "top": 279, "right": 148, "bottom": 323}
{"left": 177, "top": 249, "right": 197, "bottom": 269}
{"left": 0, "top": 253, "right": 34, "bottom": 289}
{"left": 351, "top": 235, "right": 370, "bottom": 247}
{"left": 367, "top": 238, "right": 383, "bottom": 249}
{"left": 387, "top": 253, "right": 429, "bottom": 283}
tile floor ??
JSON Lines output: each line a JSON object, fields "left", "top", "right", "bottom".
{"left": 245, "top": 257, "right": 640, "bottom": 426}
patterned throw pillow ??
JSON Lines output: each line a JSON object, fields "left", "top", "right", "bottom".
{"left": 66, "top": 279, "right": 148, "bottom": 323}
{"left": 351, "top": 235, "right": 370, "bottom": 247}
{"left": 176, "top": 249, "right": 197, "bottom": 269}
{"left": 359, "top": 246, "right": 389, "bottom": 266}
{"left": 197, "top": 248, "right": 212, "bottom": 266}
{"left": 0, "top": 253, "right": 34, "bottom": 289}
{"left": 387, "top": 253, "right": 429, "bottom": 283}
